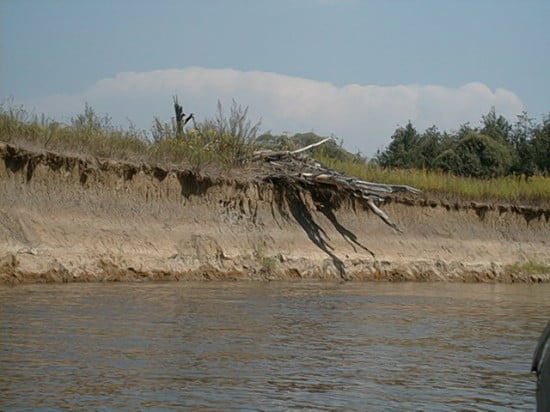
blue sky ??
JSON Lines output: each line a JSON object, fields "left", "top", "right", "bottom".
{"left": 1, "top": 0, "right": 548, "bottom": 154}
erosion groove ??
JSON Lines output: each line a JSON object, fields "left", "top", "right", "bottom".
{"left": 1, "top": 142, "right": 549, "bottom": 284}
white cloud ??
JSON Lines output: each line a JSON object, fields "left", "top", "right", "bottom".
{"left": 21, "top": 67, "right": 524, "bottom": 155}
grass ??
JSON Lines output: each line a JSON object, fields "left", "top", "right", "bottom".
{"left": 318, "top": 155, "right": 550, "bottom": 206}
{"left": 0, "top": 101, "right": 258, "bottom": 170}
{"left": 1, "top": 101, "right": 550, "bottom": 206}
{"left": 505, "top": 261, "right": 550, "bottom": 275}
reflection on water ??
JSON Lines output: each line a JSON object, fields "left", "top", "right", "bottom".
{"left": 1, "top": 281, "right": 547, "bottom": 410}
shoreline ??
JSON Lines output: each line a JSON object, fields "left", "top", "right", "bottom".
{"left": 1, "top": 142, "right": 549, "bottom": 285}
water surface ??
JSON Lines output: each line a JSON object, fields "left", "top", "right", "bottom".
{"left": 1, "top": 281, "right": 547, "bottom": 410}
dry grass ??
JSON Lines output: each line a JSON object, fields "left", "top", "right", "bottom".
{"left": 0, "top": 101, "right": 258, "bottom": 170}
{"left": 318, "top": 156, "right": 550, "bottom": 206}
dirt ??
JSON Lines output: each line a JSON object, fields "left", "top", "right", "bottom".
{"left": 1, "top": 142, "right": 549, "bottom": 285}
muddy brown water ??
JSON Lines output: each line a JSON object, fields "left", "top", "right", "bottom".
{"left": 1, "top": 281, "right": 548, "bottom": 410}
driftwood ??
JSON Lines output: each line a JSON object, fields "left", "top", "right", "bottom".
{"left": 253, "top": 138, "right": 421, "bottom": 231}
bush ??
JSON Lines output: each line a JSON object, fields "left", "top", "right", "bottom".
{"left": 436, "top": 132, "right": 512, "bottom": 178}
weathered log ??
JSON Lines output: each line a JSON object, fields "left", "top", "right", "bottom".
{"left": 253, "top": 138, "right": 420, "bottom": 231}
{"left": 251, "top": 137, "right": 332, "bottom": 161}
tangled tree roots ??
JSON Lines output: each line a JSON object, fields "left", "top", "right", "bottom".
{"left": 252, "top": 138, "right": 421, "bottom": 232}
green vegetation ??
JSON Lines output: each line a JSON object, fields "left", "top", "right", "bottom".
{"left": 0, "top": 100, "right": 259, "bottom": 170}
{"left": 318, "top": 156, "right": 550, "bottom": 205}
{"left": 375, "top": 109, "right": 550, "bottom": 179}
{"left": 260, "top": 109, "right": 550, "bottom": 205}
{"left": 505, "top": 261, "right": 550, "bottom": 275}
{"left": 1, "top": 100, "right": 549, "bottom": 205}
{"left": 1, "top": 102, "right": 150, "bottom": 161}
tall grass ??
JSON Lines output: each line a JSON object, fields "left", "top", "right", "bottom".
{"left": 318, "top": 155, "right": 550, "bottom": 205}
{"left": 0, "top": 101, "right": 259, "bottom": 169}
{"left": 0, "top": 102, "right": 150, "bottom": 161}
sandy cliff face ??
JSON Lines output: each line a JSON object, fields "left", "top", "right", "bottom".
{"left": 1, "top": 142, "right": 549, "bottom": 284}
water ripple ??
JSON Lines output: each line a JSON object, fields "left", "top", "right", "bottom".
{"left": 1, "top": 282, "right": 547, "bottom": 410}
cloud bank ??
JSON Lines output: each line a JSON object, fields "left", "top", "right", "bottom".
{"left": 22, "top": 67, "right": 524, "bottom": 155}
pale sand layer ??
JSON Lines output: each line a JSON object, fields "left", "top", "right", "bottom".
{"left": 1, "top": 143, "right": 549, "bottom": 284}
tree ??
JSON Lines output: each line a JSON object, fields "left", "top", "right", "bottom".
{"left": 480, "top": 107, "right": 512, "bottom": 146}
{"left": 417, "top": 126, "right": 444, "bottom": 169}
{"left": 509, "top": 112, "right": 537, "bottom": 179}
{"left": 374, "top": 109, "right": 548, "bottom": 178}
{"left": 436, "top": 131, "right": 513, "bottom": 178}
{"left": 376, "top": 122, "right": 421, "bottom": 168}
{"left": 173, "top": 96, "right": 194, "bottom": 139}
{"left": 531, "top": 115, "right": 550, "bottom": 174}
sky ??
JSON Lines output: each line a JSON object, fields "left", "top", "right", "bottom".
{"left": 1, "top": 0, "right": 548, "bottom": 155}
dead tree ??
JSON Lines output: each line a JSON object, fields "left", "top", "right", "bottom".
{"left": 252, "top": 137, "right": 421, "bottom": 231}
{"left": 173, "top": 96, "right": 194, "bottom": 138}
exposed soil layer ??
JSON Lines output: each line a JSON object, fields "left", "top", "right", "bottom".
{"left": 1, "top": 142, "right": 549, "bottom": 284}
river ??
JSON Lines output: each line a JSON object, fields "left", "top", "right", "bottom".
{"left": 1, "top": 281, "right": 548, "bottom": 410}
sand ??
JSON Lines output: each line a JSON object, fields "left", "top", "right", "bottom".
{"left": 1, "top": 142, "right": 549, "bottom": 284}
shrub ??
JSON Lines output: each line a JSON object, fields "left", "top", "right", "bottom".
{"left": 435, "top": 132, "right": 512, "bottom": 178}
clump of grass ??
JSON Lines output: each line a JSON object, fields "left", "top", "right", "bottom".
{"left": 317, "top": 155, "right": 550, "bottom": 206}
{"left": 505, "top": 261, "right": 550, "bottom": 275}
{"left": 252, "top": 248, "right": 278, "bottom": 273}
{"left": 260, "top": 256, "right": 277, "bottom": 270}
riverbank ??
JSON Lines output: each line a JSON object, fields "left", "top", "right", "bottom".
{"left": 1, "top": 142, "right": 549, "bottom": 284}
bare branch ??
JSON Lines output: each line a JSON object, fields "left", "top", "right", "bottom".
{"left": 252, "top": 137, "right": 332, "bottom": 161}
{"left": 291, "top": 137, "right": 332, "bottom": 154}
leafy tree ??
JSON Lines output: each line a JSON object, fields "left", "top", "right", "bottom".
{"left": 508, "top": 112, "right": 537, "bottom": 179}
{"left": 480, "top": 107, "right": 512, "bottom": 145}
{"left": 372, "top": 109, "right": 549, "bottom": 178}
{"left": 417, "top": 126, "right": 444, "bottom": 169}
{"left": 531, "top": 115, "right": 550, "bottom": 174}
{"left": 434, "top": 148, "right": 463, "bottom": 175}
{"left": 436, "top": 131, "right": 512, "bottom": 178}
{"left": 376, "top": 122, "right": 421, "bottom": 168}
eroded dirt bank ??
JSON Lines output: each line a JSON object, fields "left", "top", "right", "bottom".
{"left": 1, "top": 142, "right": 549, "bottom": 284}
